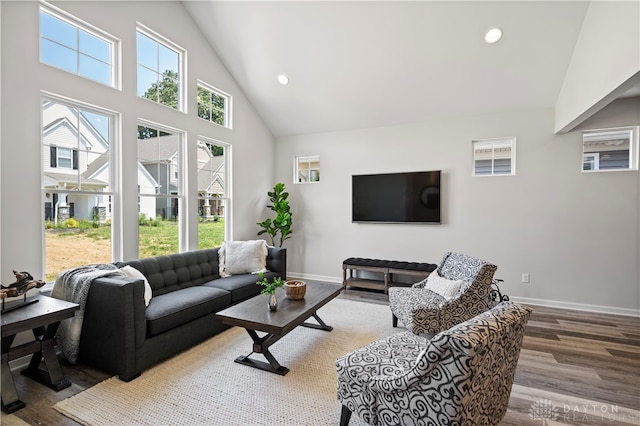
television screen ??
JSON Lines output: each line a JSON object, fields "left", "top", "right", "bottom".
{"left": 352, "top": 170, "right": 441, "bottom": 223}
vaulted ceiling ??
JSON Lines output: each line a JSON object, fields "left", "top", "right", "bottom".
{"left": 183, "top": 1, "right": 607, "bottom": 138}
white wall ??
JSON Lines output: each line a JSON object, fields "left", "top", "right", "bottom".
{"left": 555, "top": 1, "right": 640, "bottom": 133}
{"left": 277, "top": 98, "right": 640, "bottom": 315}
{"left": 0, "top": 1, "right": 275, "bottom": 282}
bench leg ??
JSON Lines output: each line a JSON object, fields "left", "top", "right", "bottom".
{"left": 342, "top": 267, "right": 347, "bottom": 290}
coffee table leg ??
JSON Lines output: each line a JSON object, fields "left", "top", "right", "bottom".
{"left": 234, "top": 329, "right": 290, "bottom": 376}
{"left": 1, "top": 335, "right": 26, "bottom": 414}
{"left": 301, "top": 312, "right": 333, "bottom": 331}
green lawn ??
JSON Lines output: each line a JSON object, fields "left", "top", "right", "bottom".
{"left": 49, "top": 219, "right": 225, "bottom": 257}
{"left": 44, "top": 219, "right": 226, "bottom": 281}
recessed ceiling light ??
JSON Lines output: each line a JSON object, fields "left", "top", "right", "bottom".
{"left": 277, "top": 74, "right": 289, "bottom": 85}
{"left": 484, "top": 28, "right": 503, "bottom": 44}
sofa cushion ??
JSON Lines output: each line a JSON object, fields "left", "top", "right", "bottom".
{"left": 219, "top": 240, "right": 268, "bottom": 277}
{"left": 145, "top": 286, "right": 231, "bottom": 336}
{"left": 120, "top": 265, "right": 153, "bottom": 306}
{"left": 126, "top": 249, "right": 220, "bottom": 296}
{"left": 206, "top": 271, "right": 277, "bottom": 303}
{"left": 425, "top": 272, "right": 463, "bottom": 300}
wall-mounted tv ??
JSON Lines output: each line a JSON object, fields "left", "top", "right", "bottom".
{"left": 352, "top": 170, "right": 441, "bottom": 223}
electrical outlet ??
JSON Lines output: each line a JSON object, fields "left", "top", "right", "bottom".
{"left": 522, "top": 273, "right": 530, "bottom": 283}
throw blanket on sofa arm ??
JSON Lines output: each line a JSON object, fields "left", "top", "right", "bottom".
{"left": 52, "top": 264, "right": 125, "bottom": 364}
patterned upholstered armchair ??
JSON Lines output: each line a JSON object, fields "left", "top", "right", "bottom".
{"left": 388, "top": 252, "right": 497, "bottom": 335}
{"left": 336, "top": 301, "right": 531, "bottom": 426}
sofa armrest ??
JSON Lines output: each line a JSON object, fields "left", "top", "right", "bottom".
{"left": 266, "top": 247, "right": 287, "bottom": 279}
{"left": 79, "top": 276, "right": 146, "bottom": 381}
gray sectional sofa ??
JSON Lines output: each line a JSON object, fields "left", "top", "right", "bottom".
{"left": 77, "top": 246, "right": 286, "bottom": 381}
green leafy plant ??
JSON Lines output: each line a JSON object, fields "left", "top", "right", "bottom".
{"left": 256, "top": 182, "right": 293, "bottom": 247}
{"left": 256, "top": 273, "right": 284, "bottom": 295}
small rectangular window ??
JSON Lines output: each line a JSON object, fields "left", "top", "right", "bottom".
{"left": 473, "top": 137, "right": 515, "bottom": 176}
{"left": 136, "top": 25, "right": 185, "bottom": 111}
{"left": 295, "top": 155, "right": 320, "bottom": 183}
{"left": 40, "top": 6, "right": 118, "bottom": 87}
{"left": 582, "top": 127, "right": 638, "bottom": 172}
{"left": 197, "top": 82, "right": 232, "bottom": 128}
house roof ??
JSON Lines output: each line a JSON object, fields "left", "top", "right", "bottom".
{"left": 43, "top": 172, "right": 107, "bottom": 189}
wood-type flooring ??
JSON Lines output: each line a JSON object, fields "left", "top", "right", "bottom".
{"left": 1, "top": 287, "right": 638, "bottom": 426}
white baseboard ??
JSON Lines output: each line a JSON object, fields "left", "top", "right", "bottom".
{"left": 509, "top": 296, "right": 640, "bottom": 318}
{"left": 291, "top": 272, "right": 640, "bottom": 317}
{"left": 287, "top": 272, "right": 342, "bottom": 284}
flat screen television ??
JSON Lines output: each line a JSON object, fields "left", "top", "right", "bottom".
{"left": 352, "top": 170, "right": 441, "bottom": 223}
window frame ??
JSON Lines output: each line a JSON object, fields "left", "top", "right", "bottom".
{"left": 136, "top": 23, "right": 186, "bottom": 112}
{"left": 294, "top": 155, "right": 320, "bottom": 184}
{"left": 197, "top": 81, "right": 233, "bottom": 129}
{"left": 41, "top": 92, "right": 119, "bottom": 277}
{"left": 136, "top": 120, "right": 186, "bottom": 255}
{"left": 39, "top": 3, "right": 120, "bottom": 89}
{"left": 581, "top": 126, "right": 639, "bottom": 173}
{"left": 196, "top": 136, "right": 231, "bottom": 245}
{"left": 472, "top": 137, "right": 516, "bottom": 177}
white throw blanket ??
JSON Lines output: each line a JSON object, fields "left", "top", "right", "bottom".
{"left": 52, "top": 264, "right": 125, "bottom": 364}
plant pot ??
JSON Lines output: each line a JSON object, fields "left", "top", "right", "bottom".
{"left": 284, "top": 280, "right": 306, "bottom": 300}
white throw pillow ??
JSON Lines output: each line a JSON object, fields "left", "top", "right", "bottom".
{"left": 120, "top": 265, "right": 152, "bottom": 306}
{"left": 219, "top": 240, "right": 268, "bottom": 277}
{"left": 425, "top": 272, "right": 463, "bottom": 301}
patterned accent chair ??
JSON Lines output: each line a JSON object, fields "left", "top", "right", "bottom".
{"left": 336, "top": 301, "right": 531, "bottom": 426}
{"left": 388, "top": 252, "right": 497, "bottom": 335}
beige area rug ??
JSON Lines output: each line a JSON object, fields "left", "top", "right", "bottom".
{"left": 54, "top": 298, "right": 395, "bottom": 425}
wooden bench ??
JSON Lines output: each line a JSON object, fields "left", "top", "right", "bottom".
{"left": 342, "top": 258, "right": 437, "bottom": 293}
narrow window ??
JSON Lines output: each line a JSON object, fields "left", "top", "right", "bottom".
{"left": 197, "top": 82, "right": 232, "bottom": 128}
{"left": 295, "top": 155, "right": 320, "bottom": 183}
{"left": 137, "top": 123, "right": 183, "bottom": 257}
{"left": 40, "top": 5, "right": 117, "bottom": 87}
{"left": 582, "top": 127, "right": 638, "bottom": 172}
{"left": 136, "top": 26, "right": 184, "bottom": 111}
{"left": 473, "top": 137, "right": 515, "bottom": 176}
{"left": 197, "top": 138, "right": 229, "bottom": 249}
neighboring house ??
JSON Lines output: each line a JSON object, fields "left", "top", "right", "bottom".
{"left": 137, "top": 135, "right": 225, "bottom": 219}
{"left": 43, "top": 102, "right": 158, "bottom": 222}
{"left": 197, "top": 145, "right": 225, "bottom": 218}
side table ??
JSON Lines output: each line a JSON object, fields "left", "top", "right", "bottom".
{"left": 1, "top": 295, "right": 78, "bottom": 413}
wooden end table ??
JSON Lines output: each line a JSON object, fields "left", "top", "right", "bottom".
{"left": 1, "top": 295, "right": 79, "bottom": 413}
{"left": 216, "top": 282, "right": 342, "bottom": 376}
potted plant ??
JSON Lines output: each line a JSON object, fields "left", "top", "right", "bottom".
{"left": 256, "top": 182, "right": 292, "bottom": 247}
{"left": 256, "top": 273, "right": 284, "bottom": 311}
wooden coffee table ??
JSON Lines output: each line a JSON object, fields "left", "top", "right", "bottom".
{"left": 216, "top": 282, "right": 342, "bottom": 375}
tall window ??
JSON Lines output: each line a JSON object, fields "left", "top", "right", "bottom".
{"left": 473, "top": 137, "right": 516, "bottom": 176}
{"left": 582, "top": 127, "right": 638, "bottom": 172}
{"left": 197, "top": 138, "right": 229, "bottom": 249}
{"left": 39, "top": 5, "right": 117, "bottom": 87}
{"left": 42, "top": 96, "right": 115, "bottom": 281}
{"left": 197, "top": 82, "right": 232, "bottom": 128}
{"left": 136, "top": 26, "right": 184, "bottom": 111}
{"left": 137, "top": 123, "right": 183, "bottom": 257}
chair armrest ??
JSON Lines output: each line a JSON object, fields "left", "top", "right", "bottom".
{"left": 411, "top": 280, "right": 427, "bottom": 289}
{"left": 79, "top": 276, "right": 146, "bottom": 381}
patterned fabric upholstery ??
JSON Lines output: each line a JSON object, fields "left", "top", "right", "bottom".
{"left": 388, "top": 252, "right": 497, "bottom": 335}
{"left": 336, "top": 301, "right": 531, "bottom": 426}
